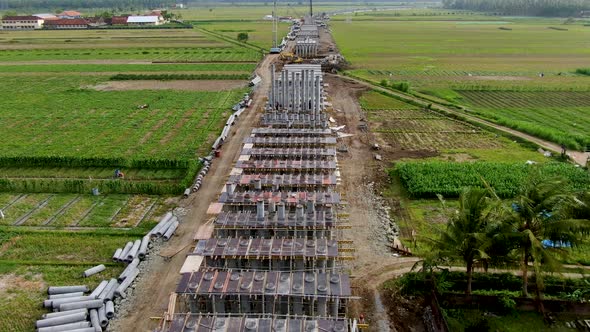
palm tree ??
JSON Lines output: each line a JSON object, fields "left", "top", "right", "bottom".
{"left": 506, "top": 176, "right": 589, "bottom": 297}
{"left": 430, "top": 187, "right": 496, "bottom": 295}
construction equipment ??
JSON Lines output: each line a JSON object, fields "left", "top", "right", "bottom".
{"left": 279, "top": 51, "right": 303, "bottom": 64}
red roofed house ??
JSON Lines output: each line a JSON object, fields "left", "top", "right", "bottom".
{"left": 0, "top": 16, "right": 44, "bottom": 30}
{"left": 110, "top": 16, "right": 129, "bottom": 25}
{"left": 58, "top": 11, "right": 82, "bottom": 19}
{"left": 44, "top": 19, "right": 88, "bottom": 29}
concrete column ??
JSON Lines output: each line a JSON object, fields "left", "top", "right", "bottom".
{"left": 257, "top": 199, "right": 265, "bottom": 220}
{"left": 302, "top": 69, "right": 307, "bottom": 111}
{"left": 281, "top": 70, "right": 289, "bottom": 109}
{"left": 310, "top": 70, "right": 315, "bottom": 114}
{"left": 226, "top": 183, "right": 234, "bottom": 196}
{"left": 317, "top": 297, "right": 327, "bottom": 316}
{"left": 296, "top": 72, "right": 301, "bottom": 112}
{"left": 270, "top": 64, "right": 275, "bottom": 109}
{"left": 307, "top": 199, "right": 315, "bottom": 213}
{"left": 240, "top": 295, "right": 250, "bottom": 314}
{"left": 296, "top": 204, "right": 304, "bottom": 221}
{"left": 277, "top": 202, "right": 286, "bottom": 220}
{"left": 269, "top": 200, "right": 276, "bottom": 213}
{"left": 315, "top": 76, "right": 321, "bottom": 111}
{"left": 291, "top": 71, "right": 296, "bottom": 112}
{"left": 331, "top": 298, "right": 340, "bottom": 317}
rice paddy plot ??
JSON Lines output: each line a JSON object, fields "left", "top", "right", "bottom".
{"left": 0, "top": 47, "right": 260, "bottom": 62}
{"left": 458, "top": 90, "right": 590, "bottom": 109}
{"left": 456, "top": 90, "right": 590, "bottom": 150}
{"left": 0, "top": 193, "right": 170, "bottom": 228}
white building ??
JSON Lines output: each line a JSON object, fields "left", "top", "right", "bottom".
{"left": 0, "top": 16, "right": 44, "bottom": 30}
{"left": 127, "top": 16, "right": 163, "bottom": 26}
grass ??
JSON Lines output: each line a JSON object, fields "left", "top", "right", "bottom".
{"left": 334, "top": 15, "right": 590, "bottom": 149}
{"left": 0, "top": 193, "right": 172, "bottom": 228}
{"left": 196, "top": 21, "right": 291, "bottom": 49}
{"left": 0, "top": 63, "right": 257, "bottom": 73}
{"left": 359, "top": 90, "right": 544, "bottom": 156}
{"left": 445, "top": 309, "right": 572, "bottom": 332}
{"left": 0, "top": 228, "right": 132, "bottom": 331}
{"left": 456, "top": 91, "right": 590, "bottom": 150}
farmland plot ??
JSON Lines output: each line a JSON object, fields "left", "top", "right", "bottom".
{"left": 456, "top": 90, "right": 590, "bottom": 150}
{"left": 361, "top": 92, "right": 502, "bottom": 150}
{"left": 0, "top": 193, "right": 170, "bottom": 228}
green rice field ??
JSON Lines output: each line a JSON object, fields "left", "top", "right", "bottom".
{"left": 333, "top": 14, "right": 590, "bottom": 149}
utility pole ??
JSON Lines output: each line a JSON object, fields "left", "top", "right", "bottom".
{"left": 272, "top": 0, "right": 278, "bottom": 48}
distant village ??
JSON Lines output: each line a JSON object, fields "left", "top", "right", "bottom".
{"left": 0, "top": 7, "right": 186, "bottom": 30}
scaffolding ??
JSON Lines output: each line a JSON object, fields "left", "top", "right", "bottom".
{"left": 164, "top": 64, "right": 357, "bottom": 331}
{"left": 164, "top": 314, "right": 355, "bottom": 332}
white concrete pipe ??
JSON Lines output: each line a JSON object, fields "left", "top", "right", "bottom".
{"left": 41, "top": 308, "right": 87, "bottom": 319}
{"left": 163, "top": 220, "right": 179, "bottom": 241}
{"left": 118, "top": 258, "right": 139, "bottom": 282}
{"left": 89, "top": 309, "right": 102, "bottom": 332}
{"left": 148, "top": 212, "right": 172, "bottom": 237}
{"left": 103, "top": 281, "right": 122, "bottom": 302}
{"left": 88, "top": 281, "right": 108, "bottom": 299}
{"left": 63, "top": 328, "right": 96, "bottom": 332}
{"left": 48, "top": 286, "right": 88, "bottom": 295}
{"left": 105, "top": 301, "right": 114, "bottom": 319}
{"left": 82, "top": 265, "right": 105, "bottom": 278}
{"left": 126, "top": 240, "right": 141, "bottom": 262}
{"left": 114, "top": 267, "right": 139, "bottom": 298}
{"left": 97, "top": 305, "right": 108, "bottom": 328}
{"left": 97, "top": 279, "right": 117, "bottom": 302}
{"left": 156, "top": 217, "right": 177, "bottom": 237}
{"left": 45, "top": 296, "right": 96, "bottom": 309}
{"left": 137, "top": 235, "right": 150, "bottom": 260}
{"left": 35, "top": 312, "right": 88, "bottom": 328}
{"left": 37, "top": 321, "right": 91, "bottom": 332}
{"left": 118, "top": 242, "right": 134, "bottom": 262}
{"left": 111, "top": 248, "right": 122, "bottom": 262}
{"left": 59, "top": 300, "right": 104, "bottom": 311}
{"left": 48, "top": 292, "right": 84, "bottom": 300}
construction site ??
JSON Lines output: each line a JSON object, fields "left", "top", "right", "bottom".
{"left": 156, "top": 12, "right": 362, "bottom": 332}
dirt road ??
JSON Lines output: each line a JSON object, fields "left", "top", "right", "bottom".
{"left": 333, "top": 74, "right": 590, "bottom": 167}
{"left": 112, "top": 54, "right": 276, "bottom": 332}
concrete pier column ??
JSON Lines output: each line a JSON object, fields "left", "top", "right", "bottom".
{"left": 277, "top": 202, "right": 286, "bottom": 220}
{"left": 331, "top": 298, "right": 340, "bottom": 317}
{"left": 257, "top": 199, "right": 265, "bottom": 220}
{"left": 270, "top": 64, "right": 275, "bottom": 109}
{"left": 296, "top": 204, "right": 304, "bottom": 221}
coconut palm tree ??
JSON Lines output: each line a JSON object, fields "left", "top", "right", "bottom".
{"left": 506, "top": 176, "right": 589, "bottom": 297}
{"left": 430, "top": 187, "right": 496, "bottom": 295}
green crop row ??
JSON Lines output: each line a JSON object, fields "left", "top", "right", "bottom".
{"left": 0, "top": 63, "right": 256, "bottom": 73}
{"left": 394, "top": 162, "right": 590, "bottom": 198}
{"left": 0, "top": 178, "right": 183, "bottom": 195}
{"left": 110, "top": 73, "right": 250, "bottom": 81}
{"left": 0, "top": 156, "right": 189, "bottom": 169}
{"left": 0, "top": 161, "right": 199, "bottom": 195}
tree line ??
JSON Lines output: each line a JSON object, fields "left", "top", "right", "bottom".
{"left": 424, "top": 173, "right": 589, "bottom": 297}
{"left": 0, "top": 0, "right": 176, "bottom": 11}
{"left": 442, "top": 0, "right": 590, "bottom": 17}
